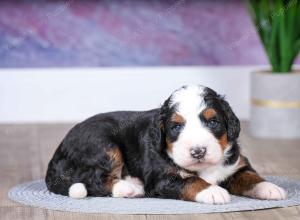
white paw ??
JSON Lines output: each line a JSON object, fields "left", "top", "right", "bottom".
{"left": 125, "top": 176, "right": 144, "bottom": 187}
{"left": 244, "top": 181, "right": 287, "bottom": 200}
{"left": 68, "top": 183, "right": 87, "bottom": 199}
{"left": 195, "top": 185, "right": 231, "bottom": 204}
{"left": 112, "top": 179, "right": 144, "bottom": 198}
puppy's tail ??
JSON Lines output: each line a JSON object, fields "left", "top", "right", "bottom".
{"left": 68, "top": 183, "right": 88, "bottom": 199}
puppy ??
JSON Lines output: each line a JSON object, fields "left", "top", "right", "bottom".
{"left": 45, "top": 85, "right": 286, "bottom": 204}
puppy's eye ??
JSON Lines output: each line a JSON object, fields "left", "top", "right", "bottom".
{"left": 207, "top": 120, "right": 219, "bottom": 129}
{"left": 172, "top": 124, "right": 183, "bottom": 132}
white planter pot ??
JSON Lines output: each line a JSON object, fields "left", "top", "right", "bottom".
{"left": 250, "top": 70, "right": 300, "bottom": 139}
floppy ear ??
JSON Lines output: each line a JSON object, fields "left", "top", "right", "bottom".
{"left": 203, "top": 87, "right": 240, "bottom": 142}
{"left": 159, "top": 97, "right": 171, "bottom": 131}
{"left": 219, "top": 97, "right": 240, "bottom": 142}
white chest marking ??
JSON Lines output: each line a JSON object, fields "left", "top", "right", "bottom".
{"left": 198, "top": 156, "right": 240, "bottom": 185}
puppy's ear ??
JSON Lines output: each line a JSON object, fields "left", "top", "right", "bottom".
{"left": 219, "top": 97, "right": 240, "bottom": 142}
{"left": 159, "top": 97, "right": 171, "bottom": 131}
{"left": 204, "top": 87, "right": 240, "bottom": 142}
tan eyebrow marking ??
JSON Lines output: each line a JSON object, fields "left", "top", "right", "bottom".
{"left": 202, "top": 108, "right": 217, "bottom": 120}
{"left": 171, "top": 113, "right": 185, "bottom": 124}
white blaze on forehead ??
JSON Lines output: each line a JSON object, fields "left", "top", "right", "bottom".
{"left": 171, "top": 85, "right": 206, "bottom": 114}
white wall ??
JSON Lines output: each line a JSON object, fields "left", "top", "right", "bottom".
{"left": 0, "top": 66, "right": 263, "bottom": 123}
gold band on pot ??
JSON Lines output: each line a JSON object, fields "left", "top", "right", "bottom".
{"left": 251, "top": 99, "right": 300, "bottom": 109}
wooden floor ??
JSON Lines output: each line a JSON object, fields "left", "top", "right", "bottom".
{"left": 1, "top": 122, "right": 300, "bottom": 220}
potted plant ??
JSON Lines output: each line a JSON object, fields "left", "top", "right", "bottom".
{"left": 247, "top": 0, "right": 300, "bottom": 138}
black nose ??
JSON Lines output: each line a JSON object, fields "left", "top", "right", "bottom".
{"left": 190, "top": 146, "right": 206, "bottom": 159}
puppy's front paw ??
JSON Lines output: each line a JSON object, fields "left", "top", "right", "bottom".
{"left": 244, "top": 181, "right": 287, "bottom": 200}
{"left": 195, "top": 185, "right": 231, "bottom": 204}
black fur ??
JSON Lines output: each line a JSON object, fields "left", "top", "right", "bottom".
{"left": 202, "top": 87, "right": 240, "bottom": 166}
{"left": 219, "top": 156, "right": 261, "bottom": 192}
{"left": 203, "top": 87, "right": 240, "bottom": 142}
{"left": 46, "top": 109, "right": 185, "bottom": 198}
{"left": 45, "top": 86, "right": 257, "bottom": 201}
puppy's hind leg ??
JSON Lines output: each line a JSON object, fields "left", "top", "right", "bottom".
{"left": 105, "top": 147, "right": 145, "bottom": 198}
{"left": 112, "top": 176, "right": 145, "bottom": 198}
{"left": 67, "top": 146, "right": 145, "bottom": 199}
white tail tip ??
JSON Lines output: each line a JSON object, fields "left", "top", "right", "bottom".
{"left": 68, "top": 183, "right": 87, "bottom": 199}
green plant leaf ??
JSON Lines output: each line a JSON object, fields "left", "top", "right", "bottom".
{"left": 246, "top": 0, "right": 300, "bottom": 73}
{"left": 270, "top": 13, "right": 280, "bottom": 72}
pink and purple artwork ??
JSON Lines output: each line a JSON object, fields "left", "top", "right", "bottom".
{"left": 0, "top": 0, "right": 297, "bottom": 67}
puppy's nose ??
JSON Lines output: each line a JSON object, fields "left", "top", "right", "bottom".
{"left": 190, "top": 146, "right": 206, "bottom": 159}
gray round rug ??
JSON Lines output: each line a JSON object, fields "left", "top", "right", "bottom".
{"left": 8, "top": 176, "right": 300, "bottom": 214}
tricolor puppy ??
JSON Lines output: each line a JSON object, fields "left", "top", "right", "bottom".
{"left": 46, "top": 85, "right": 286, "bottom": 204}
